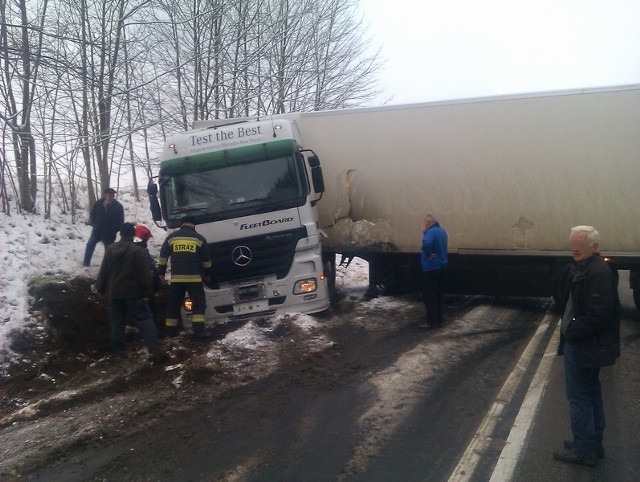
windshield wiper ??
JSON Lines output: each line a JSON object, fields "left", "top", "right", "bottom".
{"left": 238, "top": 199, "right": 296, "bottom": 215}
{"left": 262, "top": 198, "right": 300, "bottom": 210}
{"left": 229, "top": 197, "right": 299, "bottom": 210}
{"left": 228, "top": 198, "right": 265, "bottom": 206}
{"left": 170, "top": 202, "right": 209, "bottom": 214}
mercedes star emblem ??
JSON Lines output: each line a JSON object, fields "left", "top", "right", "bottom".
{"left": 232, "top": 246, "right": 252, "bottom": 267}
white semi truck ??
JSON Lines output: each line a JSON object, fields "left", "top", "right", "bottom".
{"left": 150, "top": 84, "right": 640, "bottom": 320}
{"left": 148, "top": 119, "right": 331, "bottom": 320}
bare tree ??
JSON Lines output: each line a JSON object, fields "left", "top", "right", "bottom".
{"left": 308, "top": 0, "right": 382, "bottom": 109}
{"left": 0, "top": 0, "right": 50, "bottom": 212}
{"left": 0, "top": 0, "right": 381, "bottom": 219}
{"left": 78, "top": 0, "right": 97, "bottom": 206}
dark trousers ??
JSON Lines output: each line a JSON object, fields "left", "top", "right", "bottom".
{"left": 166, "top": 282, "right": 206, "bottom": 333}
{"left": 108, "top": 298, "right": 159, "bottom": 354}
{"left": 422, "top": 269, "right": 446, "bottom": 325}
{"left": 564, "top": 342, "right": 605, "bottom": 456}
{"left": 84, "top": 230, "right": 116, "bottom": 265}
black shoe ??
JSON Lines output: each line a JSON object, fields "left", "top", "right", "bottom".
{"left": 149, "top": 349, "right": 170, "bottom": 363}
{"left": 165, "top": 326, "right": 178, "bottom": 338}
{"left": 553, "top": 448, "right": 597, "bottom": 467}
{"left": 418, "top": 323, "right": 442, "bottom": 330}
{"left": 190, "top": 331, "right": 210, "bottom": 340}
{"left": 563, "top": 440, "right": 605, "bottom": 458}
{"left": 363, "top": 289, "right": 379, "bottom": 301}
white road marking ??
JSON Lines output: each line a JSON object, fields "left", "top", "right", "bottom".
{"left": 447, "top": 314, "right": 555, "bottom": 482}
{"left": 488, "top": 318, "right": 561, "bottom": 482}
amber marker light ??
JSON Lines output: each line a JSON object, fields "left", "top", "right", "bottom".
{"left": 293, "top": 278, "right": 317, "bottom": 294}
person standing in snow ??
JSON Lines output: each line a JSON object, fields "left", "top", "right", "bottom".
{"left": 419, "top": 213, "right": 448, "bottom": 329}
{"left": 158, "top": 216, "right": 212, "bottom": 337}
{"left": 97, "top": 222, "right": 167, "bottom": 362}
{"left": 133, "top": 224, "right": 161, "bottom": 323}
{"left": 83, "top": 187, "right": 124, "bottom": 266}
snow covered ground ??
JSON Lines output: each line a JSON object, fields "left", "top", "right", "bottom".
{"left": 0, "top": 191, "right": 370, "bottom": 368}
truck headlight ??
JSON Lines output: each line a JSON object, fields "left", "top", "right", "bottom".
{"left": 293, "top": 278, "right": 317, "bottom": 294}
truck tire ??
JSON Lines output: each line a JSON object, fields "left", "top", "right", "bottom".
{"left": 608, "top": 264, "right": 619, "bottom": 284}
{"left": 630, "top": 270, "right": 640, "bottom": 312}
{"left": 367, "top": 256, "right": 400, "bottom": 297}
{"left": 550, "top": 263, "right": 572, "bottom": 314}
{"left": 323, "top": 253, "right": 336, "bottom": 303}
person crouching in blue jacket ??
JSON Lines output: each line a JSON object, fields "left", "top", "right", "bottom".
{"left": 419, "top": 213, "right": 448, "bottom": 329}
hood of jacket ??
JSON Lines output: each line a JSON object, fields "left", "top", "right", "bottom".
{"left": 110, "top": 237, "right": 136, "bottom": 262}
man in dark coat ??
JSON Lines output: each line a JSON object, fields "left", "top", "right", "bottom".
{"left": 83, "top": 187, "right": 125, "bottom": 266}
{"left": 553, "top": 226, "right": 620, "bottom": 467}
{"left": 133, "top": 224, "right": 161, "bottom": 324}
{"left": 97, "top": 223, "right": 167, "bottom": 362}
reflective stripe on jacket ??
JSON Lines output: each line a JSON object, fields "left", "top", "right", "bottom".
{"left": 158, "top": 225, "right": 212, "bottom": 282}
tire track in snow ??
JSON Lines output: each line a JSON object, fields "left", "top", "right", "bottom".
{"left": 339, "top": 304, "right": 533, "bottom": 477}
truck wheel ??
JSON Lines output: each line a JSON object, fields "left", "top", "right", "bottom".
{"left": 323, "top": 253, "right": 336, "bottom": 303}
{"left": 550, "top": 263, "right": 572, "bottom": 315}
{"left": 630, "top": 270, "right": 640, "bottom": 313}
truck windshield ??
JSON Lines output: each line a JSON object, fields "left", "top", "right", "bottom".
{"left": 164, "top": 155, "right": 304, "bottom": 223}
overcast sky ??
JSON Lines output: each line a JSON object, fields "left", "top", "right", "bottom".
{"left": 357, "top": 0, "right": 640, "bottom": 105}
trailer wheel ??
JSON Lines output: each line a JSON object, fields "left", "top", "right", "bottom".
{"left": 550, "top": 263, "right": 572, "bottom": 315}
{"left": 608, "top": 264, "right": 619, "bottom": 284}
{"left": 630, "top": 270, "right": 640, "bottom": 313}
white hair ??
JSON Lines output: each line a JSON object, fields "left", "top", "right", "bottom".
{"left": 570, "top": 225, "right": 600, "bottom": 245}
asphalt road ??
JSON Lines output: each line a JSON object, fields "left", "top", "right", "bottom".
{"left": 23, "top": 296, "right": 546, "bottom": 481}
{"left": 514, "top": 274, "right": 640, "bottom": 482}
{"left": 14, "top": 276, "right": 639, "bottom": 482}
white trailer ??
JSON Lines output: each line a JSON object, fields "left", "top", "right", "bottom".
{"left": 154, "top": 84, "right": 640, "bottom": 322}
{"left": 282, "top": 84, "right": 640, "bottom": 305}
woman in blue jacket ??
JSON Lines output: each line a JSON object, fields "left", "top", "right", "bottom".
{"left": 420, "top": 213, "right": 448, "bottom": 328}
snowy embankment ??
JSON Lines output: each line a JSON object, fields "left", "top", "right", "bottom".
{"left": 0, "top": 190, "right": 172, "bottom": 367}
{"left": 0, "top": 190, "right": 371, "bottom": 369}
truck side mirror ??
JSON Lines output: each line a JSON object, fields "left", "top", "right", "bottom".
{"left": 308, "top": 155, "right": 320, "bottom": 168}
{"left": 148, "top": 182, "right": 162, "bottom": 222}
{"left": 311, "top": 166, "right": 325, "bottom": 194}
{"left": 307, "top": 155, "right": 324, "bottom": 194}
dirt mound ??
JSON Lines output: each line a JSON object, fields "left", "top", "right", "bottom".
{"left": 3, "top": 275, "right": 173, "bottom": 382}
{"left": 28, "top": 276, "right": 110, "bottom": 352}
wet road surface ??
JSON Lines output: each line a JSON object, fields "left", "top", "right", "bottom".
{"left": 6, "top": 277, "right": 638, "bottom": 482}
{"left": 23, "top": 295, "right": 547, "bottom": 481}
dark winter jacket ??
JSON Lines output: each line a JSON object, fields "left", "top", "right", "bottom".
{"left": 143, "top": 246, "right": 161, "bottom": 292}
{"left": 558, "top": 254, "right": 621, "bottom": 367}
{"left": 97, "top": 237, "right": 153, "bottom": 300}
{"left": 90, "top": 198, "right": 124, "bottom": 237}
{"left": 158, "top": 225, "right": 212, "bottom": 283}
{"left": 421, "top": 223, "right": 448, "bottom": 272}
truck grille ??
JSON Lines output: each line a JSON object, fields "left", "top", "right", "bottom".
{"left": 207, "top": 227, "right": 307, "bottom": 288}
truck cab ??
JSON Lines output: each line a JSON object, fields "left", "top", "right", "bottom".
{"left": 150, "top": 118, "right": 329, "bottom": 321}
